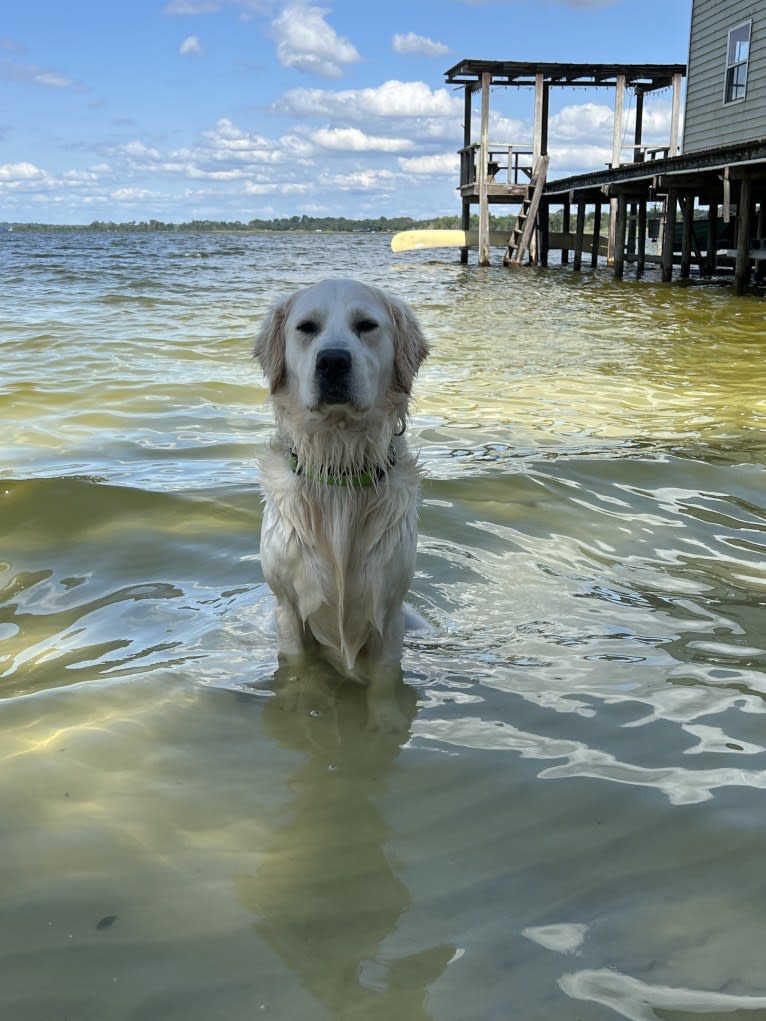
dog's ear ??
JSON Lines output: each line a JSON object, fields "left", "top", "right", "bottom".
{"left": 254, "top": 296, "right": 291, "bottom": 393}
{"left": 387, "top": 295, "right": 430, "bottom": 396}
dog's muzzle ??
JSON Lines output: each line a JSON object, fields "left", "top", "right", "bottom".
{"left": 315, "top": 346, "right": 353, "bottom": 405}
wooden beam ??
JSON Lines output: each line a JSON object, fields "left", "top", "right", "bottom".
{"left": 540, "top": 199, "right": 550, "bottom": 267}
{"left": 661, "top": 189, "right": 677, "bottom": 282}
{"left": 669, "top": 72, "right": 682, "bottom": 156}
{"left": 541, "top": 81, "right": 550, "bottom": 158}
{"left": 561, "top": 196, "right": 571, "bottom": 264}
{"left": 607, "top": 74, "right": 626, "bottom": 265}
{"left": 460, "top": 200, "right": 470, "bottom": 264}
{"left": 637, "top": 199, "right": 647, "bottom": 276}
{"left": 633, "top": 89, "right": 644, "bottom": 163}
{"left": 611, "top": 74, "right": 625, "bottom": 169}
{"left": 613, "top": 193, "right": 628, "bottom": 279}
{"left": 573, "top": 199, "right": 586, "bottom": 271}
{"left": 627, "top": 201, "right": 638, "bottom": 255}
{"left": 460, "top": 85, "right": 472, "bottom": 264}
{"left": 533, "top": 73, "right": 545, "bottom": 166}
{"left": 607, "top": 197, "right": 618, "bottom": 264}
{"left": 680, "top": 195, "right": 693, "bottom": 278}
{"left": 463, "top": 84, "right": 472, "bottom": 150}
{"left": 705, "top": 202, "right": 717, "bottom": 276}
{"left": 591, "top": 202, "right": 602, "bottom": 267}
{"left": 734, "top": 177, "right": 753, "bottom": 295}
{"left": 478, "top": 71, "right": 491, "bottom": 266}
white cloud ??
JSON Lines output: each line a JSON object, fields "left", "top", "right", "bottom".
{"left": 179, "top": 35, "right": 204, "bottom": 56}
{"left": 392, "top": 32, "right": 450, "bottom": 58}
{"left": 117, "top": 140, "right": 163, "bottom": 161}
{"left": 1, "top": 60, "right": 85, "bottom": 90}
{"left": 0, "top": 161, "right": 47, "bottom": 182}
{"left": 320, "top": 168, "right": 398, "bottom": 192}
{"left": 111, "top": 187, "right": 158, "bottom": 202}
{"left": 199, "top": 117, "right": 291, "bottom": 163}
{"left": 546, "top": 100, "right": 677, "bottom": 169}
{"left": 548, "top": 144, "right": 612, "bottom": 173}
{"left": 549, "top": 102, "right": 614, "bottom": 143}
{"left": 311, "top": 127, "right": 413, "bottom": 152}
{"left": 243, "top": 180, "right": 311, "bottom": 195}
{"left": 63, "top": 168, "right": 104, "bottom": 184}
{"left": 275, "top": 79, "right": 460, "bottom": 121}
{"left": 271, "top": 3, "right": 360, "bottom": 78}
{"left": 398, "top": 152, "right": 459, "bottom": 175}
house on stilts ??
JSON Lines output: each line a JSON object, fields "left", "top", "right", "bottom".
{"left": 393, "top": 0, "right": 766, "bottom": 294}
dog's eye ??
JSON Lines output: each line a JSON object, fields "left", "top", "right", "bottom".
{"left": 296, "top": 320, "right": 319, "bottom": 337}
{"left": 355, "top": 319, "right": 378, "bottom": 336}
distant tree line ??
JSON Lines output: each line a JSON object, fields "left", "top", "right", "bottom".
{"left": 6, "top": 213, "right": 524, "bottom": 233}
{"left": 5, "top": 205, "right": 670, "bottom": 234}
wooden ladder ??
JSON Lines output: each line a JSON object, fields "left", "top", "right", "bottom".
{"left": 503, "top": 154, "right": 550, "bottom": 267}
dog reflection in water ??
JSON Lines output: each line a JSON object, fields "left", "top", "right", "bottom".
{"left": 235, "top": 663, "right": 455, "bottom": 1019}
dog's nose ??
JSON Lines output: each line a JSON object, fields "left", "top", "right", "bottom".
{"left": 316, "top": 347, "right": 352, "bottom": 377}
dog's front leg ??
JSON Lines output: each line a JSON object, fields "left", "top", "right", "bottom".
{"left": 274, "top": 601, "right": 314, "bottom": 659}
{"left": 363, "top": 611, "right": 414, "bottom": 733}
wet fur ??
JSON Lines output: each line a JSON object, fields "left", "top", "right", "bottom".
{"left": 254, "top": 279, "right": 429, "bottom": 727}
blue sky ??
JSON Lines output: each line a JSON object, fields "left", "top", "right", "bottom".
{"left": 1, "top": 0, "right": 692, "bottom": 224}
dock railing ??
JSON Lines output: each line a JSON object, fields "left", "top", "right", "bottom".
{"left": 613, "top": 143, "right": 672, "bottom": 168}
{"left": 459, "top": 142, "right": 535, "bottom": 188}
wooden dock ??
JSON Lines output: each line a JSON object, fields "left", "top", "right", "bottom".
{"left": 543, "top": 137, "right": 766, "bottom": 293}
{"left": 443, "top": 60, "right": 684, "bottom": 270}
{"left": 410, "top": 45, "right": 766, "bottom": 294}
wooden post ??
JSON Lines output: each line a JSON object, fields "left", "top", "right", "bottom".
{"left": 541, "top": 81, "right": 550, "bottom": 158}
{"left": 608, "top": 74, "right": 626, "bottom": 264}
{"left": 613, "top": 193, "right": 628, "bottom": 279}
{"left": 573, "top": 199, "right": 586, "bottom": 271}
{"left": 633, "top": 89, "right": 644, "bottom": 163}
{"left": 669, "top": 72, "right": 682, "bottom": 156}
{"left": 637, "top": 199, "right": 647, "bottom": 276}
{"left": 591, "top": 201, "right": 602, "bottom": 267}
{"left": 705, "top": 202, "right": 717, "bottom": 276}
{"left": 661, "top": 189, "right": 677, "bottom": 282}
{"left": 611, "top": 74, "right": 625, "bottom": 169}
{"left": 680, "top": 195, "right": 693, "bottom": 279}
{"left": 757, "top": 199, "right": 766, "bottom": 282}
{"left": 533, "top": 73, "right": 545, "bottom": 166}
{"left": 460, "top": 86, "right": 472, "bottom": 265}
{"left": 562, "top": 197, "right": 571, "bottom": 265}
{"left": 627, "top": 202, "right": 638, "bottom": 256}
{"left": 478, "top": 72, "right": 491, "bottom": 266}
{"left": 723, "top": 167, "right": 732, "bottom": 224}
{"left": 734, "top": 176, "right": 753, "bottom": 295}
{"left": 460, "top": 200, "right": 471, "bottom": 265}
{"left": 540, "top": 199, "right": 550, "bottom": 267}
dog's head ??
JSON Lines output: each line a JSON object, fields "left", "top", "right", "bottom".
{"left": 254, "top": 279, "right": 429, "bottom": 425}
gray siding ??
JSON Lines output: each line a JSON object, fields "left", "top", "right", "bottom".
{"left": 684, "top": 0, "right": 766, "bottom": 152}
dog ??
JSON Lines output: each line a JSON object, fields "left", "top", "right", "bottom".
{"left": 254, "top": 278, "right": 429, "bottom": 729}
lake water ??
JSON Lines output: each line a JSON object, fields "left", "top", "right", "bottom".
{"left": 3, "top": 228, "right": 766, "bottom": 1021}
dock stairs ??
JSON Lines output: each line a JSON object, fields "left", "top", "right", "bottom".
{"left": 503, "top": 155, "right": 550, "bottom": 266}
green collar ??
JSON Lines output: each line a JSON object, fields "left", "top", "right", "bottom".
{"left": 289, "top": 450, "right": 388, "bottom": 488}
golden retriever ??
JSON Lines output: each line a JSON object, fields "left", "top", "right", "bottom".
{"left": 254, "top": 278, "right": 429, "bottom": 729}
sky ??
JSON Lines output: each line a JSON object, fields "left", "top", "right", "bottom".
{"left": 1, "top": 0, "right": 692, "bottom": 224}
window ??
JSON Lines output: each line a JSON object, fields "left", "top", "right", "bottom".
{"left": 725, "top": 21, "right": 751, "bottom": 103}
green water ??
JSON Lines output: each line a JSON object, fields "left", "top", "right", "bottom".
{"left": 2, "top": 230, "right": 766, "bottom": 1020}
